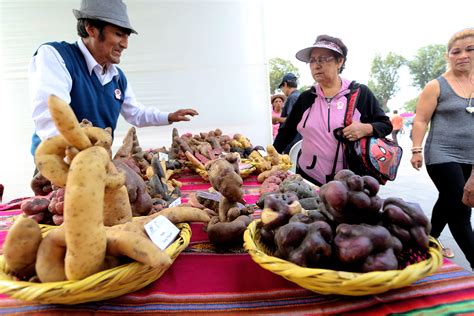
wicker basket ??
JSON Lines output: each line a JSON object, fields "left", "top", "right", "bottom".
{"left": 244, "top": 220, "right": 443, "bottom": 296}
{"left": 0, "top": 223, "right": 191, "bottom": 304}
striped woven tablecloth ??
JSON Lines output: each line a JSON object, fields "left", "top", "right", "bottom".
{"left": 0, "top": 174, "right": 473, "bottom": 315}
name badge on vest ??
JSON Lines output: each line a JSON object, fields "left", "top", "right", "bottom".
{"left": 114, "top": 89, "right": 122, "bottom": 100}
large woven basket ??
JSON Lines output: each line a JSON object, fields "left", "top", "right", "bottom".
{"left": 244, "top": 220, "right": 443, "bottom": 296}
{"left": 0, "top": 223, "right": 191, "bottom": 304}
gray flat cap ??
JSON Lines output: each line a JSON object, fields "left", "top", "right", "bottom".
{"left": 73, "top": 0, "right": 137, "bottom": 34}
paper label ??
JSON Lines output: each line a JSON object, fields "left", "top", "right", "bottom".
{"left": 144, "top": 215, "right": 180, "bottom": 250}
{"left": 258, "top": 149, "right": 268, "bottom": 157}
{"left": 159, "top": 152, "right": 169, "bottom": 161}
{"left": 168, "top": 197, "right": 182, "bottom": 207}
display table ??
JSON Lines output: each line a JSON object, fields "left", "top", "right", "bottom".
{"left": 0, "top": 174, "right": 474, "bottom": 315}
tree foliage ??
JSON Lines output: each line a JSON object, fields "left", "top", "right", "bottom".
{"left": 268, "top": 57, "right": 299, "bottom": 94}
{"left": 408, "top": 44, "right": 446, "bottom": 90}
{"left": 404, "top": 97, "right": 418, "bottom": 113}
{"left": 368, "top": 53, "right": 406, "bottom": 112}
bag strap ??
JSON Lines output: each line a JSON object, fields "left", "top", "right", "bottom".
{"left": 329, "top": 81, "right": 361, "bottom": 176}
{"left": 343, "top": 81, "right": 361, "bottom": 127}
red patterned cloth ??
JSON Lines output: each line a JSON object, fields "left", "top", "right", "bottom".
{"left": 1, "top": 174, "right": 474, "bottom": 314}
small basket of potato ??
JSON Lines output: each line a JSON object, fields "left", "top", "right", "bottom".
{"left": 0, "top": 222, "right": 191, "bottom": 304}
{"left": 243, "top": 170, "right": 443, "bottom": 296}
{"left": 244, "top": 220, "right": 442, "bottom": 296}
{"left": 0, "top": 95, "right": 196, "bottom": 304}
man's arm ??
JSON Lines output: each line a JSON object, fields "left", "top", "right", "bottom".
{"left": 120, "top": 84, "right": 198, "bottom": 127}
{"left": 29, "top": 45, "right": 73, "bottom": 141}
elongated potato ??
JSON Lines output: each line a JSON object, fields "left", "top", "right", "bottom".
{"left": 48, "top": 95, "right": 92, "bottom": 150}
{"left": 3, "top": 215, "right": 42, "bottom": 276}
{"left": 105, "top": 228, "right": 172, "bottom": 268}
{"left": 132, "top": 206, "right": 211, "bottom": 227}
{"left": 35, "top": 227, "right": 67, "bottom": 282}
{"left": 64, "top": 146, "right": 108, "bottom": 280}
{"left": 35, "top": 135, "right": 70, "bottom": 187}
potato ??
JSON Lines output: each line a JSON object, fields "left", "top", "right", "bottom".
{"left": 133, "top": 206, "right": 211, "bottom": 226}
{"left": 64, "top": 146, "right": 108, "bottom": 280}
{"left": 103, "top": 185, "right": 133, "bottom": 226}
{"left": 207, "top": 215, "right": 252, "bottom": 246}
{"left": 35, "top": 135, "right": 70, "bottom": 187}
{"left": 3, "top": 215, "right": 42, "bottom": 276}
{"left": 20, "top": 197, "right": 50, "bottom": 215}
{"left": 47, "top": 95, "right": 92, "bottom": 150}
{"left": 35, "top": 227, "right": 67, "bottom": 282}
{"left": 105, "top": 228, "right": 172, "bottom": 268}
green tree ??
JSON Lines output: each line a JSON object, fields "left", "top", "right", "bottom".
{"left": 299, "top": 85, "right": 311, "bottom": 93}
{"left": 404, "top": 97, "right": 418, "bottom": 113}
{"left": 268, "top": 57, "right": 299, "bottom": 94}
{"left": 408, "top": 44, "right": 446, "bottom": 90}
{"left": 368, "top": 53, "right": 406, "bottom": 112}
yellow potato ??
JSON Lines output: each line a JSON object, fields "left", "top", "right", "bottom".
{"left": 83, "top": 126, "right": 113, "bottom": 157}
{"left": 35, "top": 227, "right": 67, "bottom": 283}
{"left": 35, "top": 135, "right": 70, "bottom": 187}
{"left": 105, "top": 228, "right": 172, "bottom": 268}
{"left": 48, "top": 95, "right": 92, "bottom": 150}
{"left": 103, "top": 185, "right": 133, "bottom": 226}
{"left": 3, "top": 215, "right": 42, "bottom": 275}
{"left": 133, "top": 206, "right": 211, "bottom": 226}
{"left": 64, "top": 146, "right": 108, "bottom": 280}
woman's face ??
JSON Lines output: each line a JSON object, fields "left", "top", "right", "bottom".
{"left": 309, "top": 48, "right": 344, "bottom": 84}
{"left": 272, "top": 98, "right": 284, "bottom": 112}
{"left": 448, "top": 36, "right": 474, "bottom": 73}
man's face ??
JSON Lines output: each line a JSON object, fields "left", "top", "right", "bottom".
{"left": 280, "top": 83, "right": 289, "bottom": 96}
{"left": 88, "top": 24, "right": 129, "bottom": 66}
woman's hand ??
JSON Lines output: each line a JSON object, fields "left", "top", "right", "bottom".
{"left": 410, "top": 152, "right": 423, "bottom": 170}
{"left": 342, "top": 122, "right": 373, "bottom": 141}
{"left": 463, "top": 167, "right": 474, "bottom": 207}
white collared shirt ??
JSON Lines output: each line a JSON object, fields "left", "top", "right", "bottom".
{"left": 29, "top": 39, "right": 170, "bottom": 141}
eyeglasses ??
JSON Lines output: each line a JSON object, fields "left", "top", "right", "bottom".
{"left": 307, "top": 56, "right": 335, "bottom": 65}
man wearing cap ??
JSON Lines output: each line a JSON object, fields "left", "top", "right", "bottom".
{"left": 277, "top": 73, "right": 302, "bottom": 154}
{"left": 29, "top": 0, "right": 198, "bottom": 155}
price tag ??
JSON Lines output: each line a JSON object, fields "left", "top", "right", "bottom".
{"left": 258, "top": 149, "right": 268, "bottom": 157}
{"left": 168, "top": 197, "right": 182, "bottom": 207}
{"left": 144, "top": 215, "right": 180, "bottom": 250}
{"left": 159, "top": 152, "right": 169, "bottom": 161}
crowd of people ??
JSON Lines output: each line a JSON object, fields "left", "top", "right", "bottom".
{"left": 25, "top": 0, "right": 473, "bottom": 270}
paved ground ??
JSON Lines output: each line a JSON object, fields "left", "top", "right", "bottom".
{"left": 378, "top": 132, "right": 473, "bottom": 272}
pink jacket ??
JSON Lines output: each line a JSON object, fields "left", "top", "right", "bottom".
{"left": 296, "top": 78, "right": 361, "bottom": 184}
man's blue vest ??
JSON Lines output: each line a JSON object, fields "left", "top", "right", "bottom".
{"left": 31, "top": 41, "right": 127, "bottom": 155}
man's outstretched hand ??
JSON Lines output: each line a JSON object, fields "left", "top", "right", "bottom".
{"left": 168, "top": 109, "right": 199, "bottom": 123}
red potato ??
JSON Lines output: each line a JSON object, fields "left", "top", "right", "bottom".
{"left": 21, "top": 197, "right": 50, "bottom": 215}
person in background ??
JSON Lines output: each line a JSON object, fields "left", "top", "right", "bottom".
{"left": 271, "top": 94, "right": 286, "bottom": 139}
{"left": 274, "top": 34, "right": 391, "bottom": 186}
{"left": 411, "top": 28, "right": 474, "bottom": 263}
{"left": 390, "top": 109, "right": 404, "bottom": 145}
{"left": 29, "top": 0, "right": 198, "bottom": 156}
{"left": 277, "top": 73, "right": 302, "bottom": 153}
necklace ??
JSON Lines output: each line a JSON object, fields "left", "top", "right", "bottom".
{"left": 454, "top": 74, "right": 474, "bottom": 112}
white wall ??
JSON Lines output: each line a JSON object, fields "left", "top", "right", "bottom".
{"left": 0, "top": 0, "right": 271, "bottom": 201}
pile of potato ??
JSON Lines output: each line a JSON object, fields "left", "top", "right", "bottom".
{"left": 3, "top": 96, "right": 210, "bottom": 283}
{"left": 257, "top": 169, "right": 432, "bottom": 272}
